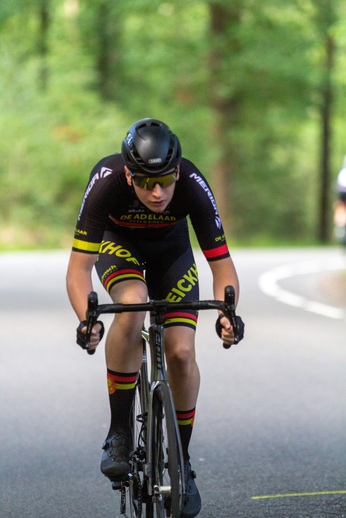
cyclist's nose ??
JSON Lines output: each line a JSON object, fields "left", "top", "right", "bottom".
{"left": 152, "top": 183, "right": 164, "bottom": 196}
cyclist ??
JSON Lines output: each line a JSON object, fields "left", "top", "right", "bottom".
{"left": 66, "top": 118, "right": 243, "bottom": 518}
{"left": 334, "top": 156, "right": 346, "bottom": 245}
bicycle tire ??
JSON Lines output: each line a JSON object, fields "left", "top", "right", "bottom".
{"left": 151, "top": 383, "right": 183, "bottom": 518}
{"left": 128, "top": 369, "right": 154, "bottom": 518}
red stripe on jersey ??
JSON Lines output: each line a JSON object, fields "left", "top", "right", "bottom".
{"left": 110, "top": 216, "right": 177, "bottom": 229}
{"left": 203, "top": 244, "right": 229, "bottom": 259}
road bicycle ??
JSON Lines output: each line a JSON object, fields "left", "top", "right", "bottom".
{"left": 85, "top": 285, "right": 241, "bottom": 518}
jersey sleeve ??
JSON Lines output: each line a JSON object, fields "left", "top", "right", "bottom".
{"left": 183, "top": 161, "right": 230, "bottom": 262}
{"left": 72, "top": 160, "right": 116, "bottom": 254}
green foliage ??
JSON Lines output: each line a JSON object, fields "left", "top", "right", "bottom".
{"left": 0, "top": 0, "right": 345, "bottom": 249}
{"left": 0, "top": 3, "right": 127, "bottom": 247}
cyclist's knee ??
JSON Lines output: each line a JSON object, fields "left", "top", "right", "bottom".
{"left": 165, "top": 327, "right": 196, "bottom": 369}
{"left": 108, "top": 280, "right": 147, "bottom": 335}
{"left": 110, "top": 280, "right": 148, "bottom": 305}
{"left": 169, "top": 348, "right": 195, "bottom": 369}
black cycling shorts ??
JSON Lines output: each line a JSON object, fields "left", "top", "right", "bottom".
{"left": 95, "top": 222, "right": 199, "bottom": 330}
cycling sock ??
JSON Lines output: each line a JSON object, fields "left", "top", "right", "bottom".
{"left": 107, "top": 369, "right": 137, "bottom": 437}
{"left": 176, "top": 408, "right": 196, "bottom": 462}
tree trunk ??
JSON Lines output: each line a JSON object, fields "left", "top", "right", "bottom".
{"left": 38, "top": 0, "right": 49, "bottom": 91}
{"left": 95, "top": 1, "right": 122, "bottom": 101}
{"left": 208, "top": 3, "right": 242, "bottom": 236}
{"left": 318, "top": 32, "right": 334, "bottom": 243}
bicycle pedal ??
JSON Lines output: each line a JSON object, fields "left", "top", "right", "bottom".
{"left": 110, "top": 477, "right": 129, "bottom": 490}
{"left": 111, "top": 480, "right": 122, "bottom": 490}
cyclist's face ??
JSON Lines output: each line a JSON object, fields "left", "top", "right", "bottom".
{"left": 125, "top": 167, "right": 179, "bottom": 213}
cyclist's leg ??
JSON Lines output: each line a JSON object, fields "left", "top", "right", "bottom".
{"left": 144, "top": 225, "right": 200, "bottom": 459}
{"left": 163, "top": 329, "right": 201, "bottom": 518}
{"left": 95, "top": 231, "right": 148, "bottom": 480}
{"left": 145, "top": 230, "right": 201, "bottom": 517}
{"left": 164, "top": 326, "right": 199, "bottom": 413}
{"left": 96, "top": 230, "right": 148, "bottom": 371}
{"left": 105, "top": 280, "right": 147, "bottom": 372}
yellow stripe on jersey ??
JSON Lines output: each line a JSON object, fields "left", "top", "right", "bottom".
{"left": 73, "top": 238, "right": 101, "bottom": 253}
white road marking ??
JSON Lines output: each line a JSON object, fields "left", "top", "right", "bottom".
{"left": 258, "top": 256, "right": 346, "bottom": 320}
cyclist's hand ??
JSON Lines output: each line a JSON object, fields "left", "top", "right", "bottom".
{"left": 216, "top": 315, "right": 234, "bottom": 346}
{"left": 215, "top": 314, "right": 244, "bottom": 346}
{"left": 76, "top": 320, "right": 105, "bottom": 352}
{"left": 85, "top": 322, "right": 103, "bottom": 352}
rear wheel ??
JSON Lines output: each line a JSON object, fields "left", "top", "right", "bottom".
{"left": 151, "top": 384, "right": 183, "bottom": 518}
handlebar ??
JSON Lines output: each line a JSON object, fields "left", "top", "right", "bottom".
{"left": 85, "top": 285, "right": 240, "bottom": 351}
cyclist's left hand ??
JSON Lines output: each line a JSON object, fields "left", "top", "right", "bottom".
{"left": 215, "top": 314, "right": 245, "bottom": 345}
{"left": 218, "top": 315, "right": 234, "bottom": 346}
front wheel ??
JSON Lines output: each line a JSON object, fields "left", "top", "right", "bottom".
{"left": 128, "top": 374, "right": 153, "bottom": 518}
{"left": 151, "top": 383, "right": 183, "bottom": 518}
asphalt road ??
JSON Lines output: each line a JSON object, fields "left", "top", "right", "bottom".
{"left": 1, "top": 248, "right": 345, "bottom": 518}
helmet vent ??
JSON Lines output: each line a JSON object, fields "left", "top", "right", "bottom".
{"left": 131, "top": 147, "right": 146, "bottom": 167}
{"left": 137, "top": 121, "right": 161, "bottom": 130}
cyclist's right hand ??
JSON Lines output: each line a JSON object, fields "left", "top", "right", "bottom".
{"left": 76, "top": 320, "right": 105, "bottom": 352}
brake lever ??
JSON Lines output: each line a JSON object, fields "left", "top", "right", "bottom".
{"left": 85, "top": 291, "right": 99, "bottom": 355}
{"left": 223, "top": 285, "right": 239, "bottom": 349}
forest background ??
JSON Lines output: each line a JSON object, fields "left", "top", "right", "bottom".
{"left": 1, "top": 0, "right": 346, "bottom": 251}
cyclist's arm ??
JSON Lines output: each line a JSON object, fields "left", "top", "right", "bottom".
{"left": 209, "top": 256, "right": 239, "bottom": 304}
{"left": 209, "top": 256, "right": 239, "bottom": 344}
{"left": 66, "top": 250, "right": 102, "bottom": 348}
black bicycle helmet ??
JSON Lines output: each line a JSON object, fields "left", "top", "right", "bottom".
{"left": 121, "top": 118, "right": 181, "bottom": 175}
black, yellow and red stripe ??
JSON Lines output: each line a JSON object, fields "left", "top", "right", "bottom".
{"left": 164, "top": 311, "right": 198, "bottom": 330}
{"left": 103, "top": 269, "right": 146, "bottom": 293}
{"left": 176, "top": 408, "right": 196, "bottom": 460}
{"left": 107, "top": 371, "right": 137, "bottom": 395}
{"left": 176, "top": 408, "right": 196, "bottom": 427}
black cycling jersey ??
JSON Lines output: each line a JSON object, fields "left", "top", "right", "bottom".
{"left": 72, "top": 154, "right": 230, "bottom": 262}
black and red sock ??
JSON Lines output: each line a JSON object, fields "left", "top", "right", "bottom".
{"left": 107, "top": 369, "right": 137, "bottom": 436}
{"left": 176, "top": 408, "right": 196, "bottom": 462}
